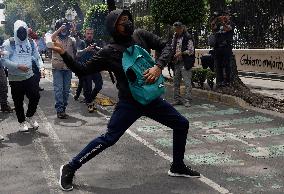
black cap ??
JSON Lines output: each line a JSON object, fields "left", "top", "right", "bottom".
{"left": 173, "top": 21, "right": 183, "bottom": 27}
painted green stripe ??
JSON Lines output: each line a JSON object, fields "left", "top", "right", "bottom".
{"left": 156, "top": 137, "right": 203, "bottom": 147}
{"left": 174, "top": 104, "right": 217, "bottom": 111}
{"left": 247, "top": 145, "right": 284, "bottom": 158}
{"left": 183, "top": 108, "right": 242, "bottom": 119}
{"left": 236, "top": 127, "right": 284, "bottom": 139}
{"left": 185, "top": 152, "right": 243, "bottom": 165}
{"left": 137, "top": 125, "right": 162, "bottom": 133}
{"left": 190, "top": 116, "right": 273, "bottom": 129}
{"left": 203, "top": 133, "right": 236, "bottom": 142}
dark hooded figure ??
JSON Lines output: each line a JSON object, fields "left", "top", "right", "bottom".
{"left": 53, "top": 9, "right": 200, "bottom": 191}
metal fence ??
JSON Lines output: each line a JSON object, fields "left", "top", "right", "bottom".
{"left": 128, "top": 0, "right": 284, "bottom": 49}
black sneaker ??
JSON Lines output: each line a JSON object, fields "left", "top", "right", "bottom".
{"left": 168, "top": 163, "right": 200, "bottom": 178}
{"left": 57, "top": 112, "right": 68, "bottom": 119}
{"left": 59, "top": 164, "right": 75, "bottom": 191}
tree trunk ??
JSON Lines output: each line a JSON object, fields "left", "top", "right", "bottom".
{"left": 107, "top": 0, "right": 116, "bottom": 13}
{"left": 72, "top": 2, "right": 84, "bottom": 24}
{"left": 209, "top": 0, "right": 226, "bottom": 14}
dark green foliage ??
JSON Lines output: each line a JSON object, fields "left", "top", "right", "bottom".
{"left": 230, "top": 0, "right": 284, "bottom": 48}
{"left": 83, "top": 4, "right": 109, "bottom": 41}
{"left": 192, "top": 68, "right": 215, "bottom": 89}
{"left": 151, "top": 0, "right": 206, "bottom": 27}
{"left": 206, "top": 69, "right": 216, "bottom": 89}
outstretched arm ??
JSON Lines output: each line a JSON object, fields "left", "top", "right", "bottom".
{"left": 52, "top": 41, "right": 110, "bottom": 77}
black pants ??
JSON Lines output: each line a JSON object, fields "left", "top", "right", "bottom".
{"left": 214, "top": 47, "right": 232, "bottom": 86}
{"left": 70, "top": 98, "right": 189, "bottom": 170}
{"left": 75, "top": 73, "right": 103, "bottom": 104}
{"left": 9, "top": 76, "right": 40, "bottom": 123}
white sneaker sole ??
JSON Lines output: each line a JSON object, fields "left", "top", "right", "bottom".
{"left": 31, "top": 126, "right": 39, "bottom": 131}
{"left": 19, "top": 129, "right": 29, "bottom": 132}
{"left": 59, "top": 165, "right": 74, "bottom": 191}
{"left": 168, "top": 170, "right": 201, "bottom": 178}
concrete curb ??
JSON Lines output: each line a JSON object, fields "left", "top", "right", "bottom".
{"left": 45, "top": 68, "right": 284, "bottom": 119}
{"left": 192, "top": 87, "right": 284, "bottom": 119}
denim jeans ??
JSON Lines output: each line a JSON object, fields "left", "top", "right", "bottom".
{"left": 75, "top": 73, "right": 103, "bottom": 104}
{"left": 52, "top": 69, "right": 72, "bottom": 113}
{"left": 69, "top": 97, "right": 189, "bottom": 170}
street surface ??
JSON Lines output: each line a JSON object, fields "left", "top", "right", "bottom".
{"left": 0, "top": 62, "right": 283, "bottom": 194}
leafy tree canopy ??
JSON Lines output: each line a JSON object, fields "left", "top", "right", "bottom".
{"left": 151, "top": 0, "right": 206, "bottom": 28}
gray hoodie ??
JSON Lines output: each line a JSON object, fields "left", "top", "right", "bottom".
{"left": 2, "top": 20, "right": 43, "bottom": 81}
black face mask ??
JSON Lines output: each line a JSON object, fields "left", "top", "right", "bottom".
{"left": 120, "top": 20, "right": 134, "bottom": 36}
{"left": 17, "top": 27, "right": 27, "bottom": 41}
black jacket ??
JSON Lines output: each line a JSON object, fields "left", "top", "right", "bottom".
{"left": 61, "top": 10, "right": 172, "bottom": 101}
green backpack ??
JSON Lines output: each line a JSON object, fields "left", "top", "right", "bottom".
{"left": 112, "top": 44, "right": 165, "bottom": 105}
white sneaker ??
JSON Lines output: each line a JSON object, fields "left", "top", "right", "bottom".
{"left": 0, "top": 134, "right": 4, "bottom": 141}
{"left": 19, "top": 121, "right": 29, "bottom": 132}
{"left": 26, "top": 117, "right": 39, "bottom": 130}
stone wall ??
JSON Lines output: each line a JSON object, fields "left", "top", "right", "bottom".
{"left": 195, "top": 49, "right": 284, "bottom": 74}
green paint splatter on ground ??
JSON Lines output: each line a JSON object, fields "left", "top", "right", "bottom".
{"left": 185, "top": 152, "right": 243, "bottom": 165}
{"left": 203, "top": 133, "right": 237, "bottom": 142}
{"left": 156, "top": 138, "right": 172, "bottom": 147}
{"left": 137, "top": 125, "right": 162, "bottom": 133}
{"left": 183, "top": 108, "right": 242, "bottom": 119}
{"left": 254, "top": 182, "right": 263, "bottom": 188}
{"left": 225, "top": 174, "right": 283, "bottom": 192}
{"left": 174, "top": 104, "right": 216, "bottom": 111}
{"left": 271, "top": 184, "right": 282, "bottom": 189}
{"left": 156, "top": 137, "right": 203, "bottom": 147}
{"left": 190, "top": 116, "right": 273, "bottom": 129}
{"left": 192, "top": 104, "right": 217, "bottom": 109}
{"left": 226, "top": 177, "right": 242, "bottom": 182}
{"left": 246, "top": 145, "right": 284, "bottom": 158}
{"left": 187, "top": 137, "right": 203, "bottom": 145}
{"left": 236, "top": 127, "right": 284, "bottom": 139}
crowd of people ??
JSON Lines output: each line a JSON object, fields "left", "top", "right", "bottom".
{"left": 0, "top": 8, "right": 234, "bottom": 191}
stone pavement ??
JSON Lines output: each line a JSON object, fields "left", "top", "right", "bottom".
{"left": 1, "top": 58, "right": 283, "bottom": 194}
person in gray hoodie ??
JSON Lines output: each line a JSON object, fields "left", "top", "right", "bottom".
{"left": 2, "top": 20, "right": 43, "bottom": 132}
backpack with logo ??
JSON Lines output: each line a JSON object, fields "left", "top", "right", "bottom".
{"left": 111, "top": 44, "right": 165, "bottom": 105}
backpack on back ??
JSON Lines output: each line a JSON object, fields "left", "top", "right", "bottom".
{"left": 112, "top": 44, "right": 165, "bottom": 105}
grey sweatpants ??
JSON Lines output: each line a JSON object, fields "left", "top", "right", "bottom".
{"left": 173, "top": 62, "right": 192, "bottom": 103}
{"left": 0, "top": 67, "right": 8, "bottom": 104}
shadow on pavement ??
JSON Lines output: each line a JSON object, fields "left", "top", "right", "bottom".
{"left": 5, "top": 130, "right": 49, "bottom": 146}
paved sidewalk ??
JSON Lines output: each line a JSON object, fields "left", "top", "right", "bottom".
{"left": 1, "top": 61, "right": 284, "bottom": 193}
{"left": 44, "top": 60, "right": 284, "bottom": 101}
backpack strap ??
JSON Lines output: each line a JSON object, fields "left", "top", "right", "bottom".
{"left": 9, "top": 37, "right": 35, "bottom": 55}
{"left": 107, "top": 43, "right": 128, "bottom": 84}
{"left": 9, "top": 37, "right": 16, "bottom": 51}
{"left": 28, "top": 38, "right": 35, "bottom": 55}
{"left": 109, "top": 43, "right": 126, "bottom": 52}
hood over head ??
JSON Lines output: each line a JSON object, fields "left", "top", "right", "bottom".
{"left": 14, "top": 20, "right": 28, "bottom": 42}
{"left": 105, "top": 9, "right": 133, "bottom": 42}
